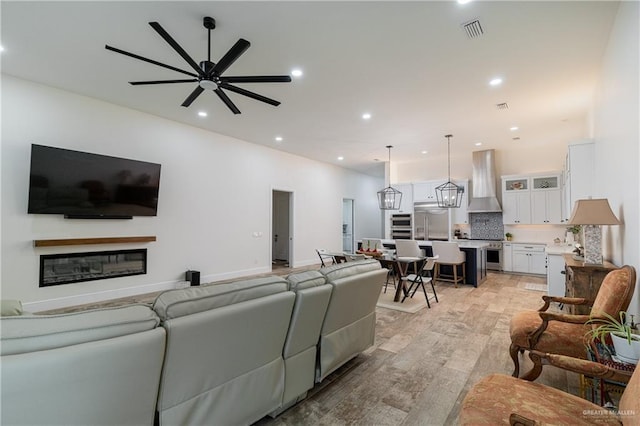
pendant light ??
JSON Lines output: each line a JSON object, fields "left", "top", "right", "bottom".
{"left": 377, "top": 145, "right": 403, "bottom": 210}
{"left": 435, "top": 134, "right": 464, "bottom": 208}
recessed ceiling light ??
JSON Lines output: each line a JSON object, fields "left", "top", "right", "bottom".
{"left": 489, "top": 77, "right": 503, "bottom": 86}
{"left": 458, "top": 0, "right": 473, "bottom": 4}
{"left": 275, "top": 136, "right": 283, "bottom": 142}
{"left": 421, "top": 150, "right": 428, "bottom": 155}
{"left": 475, "top": 142, "right": 483, "bottom": 146}
{"left": 291, "top": 69, "right": 303, "bottom": 78}
{"left": 510, "top": 126, "right": 519, "bottom": 131}
{"left": 0, "top": 45, "right": 4, "bottom": 52}
{"left": 337, "top": 156, "right": 344, "bottom": 161}
{"left": 362, "top": 113, "right": 372, "bottom": 120}
{"left": 197, "top": 111, "right": 207, "bottom": 117}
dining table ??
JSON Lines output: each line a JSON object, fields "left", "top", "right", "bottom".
{"left": 377, "top": 256, "right": 424, "bottom": 302}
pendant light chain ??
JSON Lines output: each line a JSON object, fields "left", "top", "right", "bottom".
{"left": 377, "top": 145, "right": 403, "bottom": 210}
{"left": 435, "top": 134, "right": 464, "bottom": 208}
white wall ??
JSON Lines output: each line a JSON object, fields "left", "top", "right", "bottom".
{"left": 593, "top": 1, "right": 639, "bottom": 316}
{"left": 1, "top": 76, "right": 383, "bottom": 310}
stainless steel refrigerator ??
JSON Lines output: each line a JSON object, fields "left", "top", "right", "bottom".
{"left": 413, "top": 203, "right": 449, "bottom": 240}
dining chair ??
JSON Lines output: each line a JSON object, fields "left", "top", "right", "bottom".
{"left": 394, "top": 240, "right": 423, "bottom": 259}
{"left": 431, "top": 241, "right": 466, "bottom": 287}
{"left": 401, "top": 256, "right": 439, "bottom": 307}
{"left": 316, "top": 249, "right": 335, "bottom": 267}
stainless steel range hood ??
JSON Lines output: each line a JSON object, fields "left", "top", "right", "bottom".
{"left": 467, "top": 149, "right": 502, "bottom": 213}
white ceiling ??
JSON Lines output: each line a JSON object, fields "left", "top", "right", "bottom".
{"left": 1, "top": 1, "right": 620, "bottom": 176}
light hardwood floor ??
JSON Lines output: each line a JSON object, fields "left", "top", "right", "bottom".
{"left": 255, "top": 271, "right": 580, "bottom": 426}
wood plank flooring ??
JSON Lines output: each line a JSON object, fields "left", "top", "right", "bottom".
{"left": 255, "top": 271, "right": 581, "bottom": 426}
{"left": 39, "top": 266, "right": 582, "bottom": 425}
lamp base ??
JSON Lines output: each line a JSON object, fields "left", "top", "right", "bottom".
{"left": 582, "top": 224, "right": 603, "bottom": 264}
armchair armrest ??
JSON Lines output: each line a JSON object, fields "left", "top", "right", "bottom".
{"left": 538, "top": 295, "right": 592, "bottom": 312}
{"left": 529, "top": 350, "right": 633, "bottom": 384}
{"left": 527, "top": 312, "right": 591, "bottom": 348}
{"left": 509, "top": 413, "right": 540, "bottom": 426}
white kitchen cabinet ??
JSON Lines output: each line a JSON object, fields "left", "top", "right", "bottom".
{"left": 531, "top": 175, "right": 562, "bottom": 224}
{"left": 531, "top": 189, "right": 562, "bottom": 224}
{"left": 454, "top": 179, "right": 469, "bottom": 224}
{"left": 503, "top": 174, "right": 563, "bottom": 225}
{"left": 503, "top": 242, "right": 513, "bottom": 272}
{"left": 512, "top": 244, "right": 546, "bottom": 275}
{"left": 394, "top": 183, "right": 413, "bottom": 214}
{"left": 412, "top": 181, "right": 441, "bottom": 203}
{"left": 502, "top": 191, "right": 531, "bottom": 224}
{"left": 547, "top": 253, "right": 566, "bottom": 297}
{"left": 563, "top": 141, "right": 595, "bottom": 222}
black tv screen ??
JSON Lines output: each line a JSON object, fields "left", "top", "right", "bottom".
{"left": 28, "top": 144, "right": 161, "bottom": 218}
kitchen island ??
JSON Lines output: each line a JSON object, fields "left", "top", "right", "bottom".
{"left": 370, "top": 239, "right": 489, "bottom": 287}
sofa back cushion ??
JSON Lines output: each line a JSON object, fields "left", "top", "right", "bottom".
{"left": 1, "top": 305, "right": 165, "bottom": 426}
{"left": 316, "top": 259, "right": 386, "bottom": 381}
{"left": 0, "top": 304, "right": 160, "bottom": 356}
{"left": 152, "top": 276, "right": 295, "bottom": 426}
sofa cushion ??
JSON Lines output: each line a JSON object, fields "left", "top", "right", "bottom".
{"left": 153, "top": 276, "right": 288, "bottom": 320}
{"left": 460, "top": 373, "right": 620, "bottom": 425}
{"left": 287, "top": 270, "right": 326, "bottom": 291}
{"left": 320, "top": 259, "right": 381, "bottom": 281}
{"left": 1, "top": 300, "right": 23, "bottom": 316}
{"left": 0, "top": 304, "right": 160, "bottom": 356}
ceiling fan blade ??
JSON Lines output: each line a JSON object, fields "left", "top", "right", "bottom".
{"left": 220, "top": 75, "right": 292, "bottom": 84}
{"left": 220, "top": 83, "right": 281, "bottom": 107}
{"left": 214, "top": 89, "right": 241, "bottom": 114}
{"left": 210, "top": 39, "right": 250, "bottom": 77}
{"left": 130, "top": 79, "right": 199, "bottom": 85}
{"left": 105, "top": 45, "right": 199, "bottom": 78}
{"left": 149, "top": 21, "right": 203, "bottom": 76}
{"left": 181, "top": 86, "right": 205, "bottom": 107}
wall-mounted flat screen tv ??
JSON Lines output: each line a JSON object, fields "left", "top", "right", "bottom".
{"left": 28, "top": 144, "right": 161, "bottom": 218}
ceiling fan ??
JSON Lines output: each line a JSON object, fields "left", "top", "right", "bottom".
{"left": 105, "top": 16, "right": 292, "bottom": 114}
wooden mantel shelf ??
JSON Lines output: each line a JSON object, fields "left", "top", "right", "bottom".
{"left": 34, "top": 236, "right": 156, "bottom": 247}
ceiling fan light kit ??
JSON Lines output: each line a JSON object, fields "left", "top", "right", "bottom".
{"left": 105, "top": 16, "right": 292, "bottom": 114}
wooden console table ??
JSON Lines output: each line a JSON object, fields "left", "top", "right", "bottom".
{"left": 563, "top": 254, "right": 617, "bottom": 315}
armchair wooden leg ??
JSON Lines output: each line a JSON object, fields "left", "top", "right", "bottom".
{"left": 509, "top": 343, "right": 521, "bottom": 378}
{"left": 521, "top": 351, "right": 544, "bottom": 381}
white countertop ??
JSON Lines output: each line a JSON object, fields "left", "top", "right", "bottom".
{"left": 545, "top": 244, "right": 575, "bottom": 255}
{"left": 379, "top": 239, "right": 490, "bottom": 249}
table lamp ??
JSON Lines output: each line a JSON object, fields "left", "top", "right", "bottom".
{"left": 567, "top": 198, "right": 620, "bottom": 264}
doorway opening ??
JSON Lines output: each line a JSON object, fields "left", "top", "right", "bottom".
{"left": 272, "top": 190, "right": 293, "bottom": 271}
{"left": 343, "top": 199, "right": 355, "bottom": 253}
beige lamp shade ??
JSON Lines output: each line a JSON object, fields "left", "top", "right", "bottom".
{"left": 568, "top": 199, "right": 620, "bottom": 225}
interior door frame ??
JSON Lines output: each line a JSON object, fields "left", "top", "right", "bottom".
{"left": 270, "top": 188, "right": 294, "bottom": 269}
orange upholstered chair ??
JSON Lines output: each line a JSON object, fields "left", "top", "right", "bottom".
{"left": 509, "top": 265, "right": 635, "bottom": 381}
{"left": 460, "top": 350, "right": 639, "bottom": 425}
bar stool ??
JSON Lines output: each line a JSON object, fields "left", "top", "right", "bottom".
{"left": 432, "top": 241, "right": 466, "bottom": 287}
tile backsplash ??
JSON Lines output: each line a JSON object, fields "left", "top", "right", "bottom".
{"left": 469, "top": 212, "right": 504, "bottom": 240}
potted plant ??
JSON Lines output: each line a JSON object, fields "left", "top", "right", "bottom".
{"left": 505, "top": 232, "right": 513, "bottom": 241}
{"left": 586, "top": 311, "right": 640, "bottom": 365}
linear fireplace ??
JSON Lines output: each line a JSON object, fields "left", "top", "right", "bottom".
{"left": 39, "top": 249, "right": 147, "bottom": 287}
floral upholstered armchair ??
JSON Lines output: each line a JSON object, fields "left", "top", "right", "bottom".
{"left": 460, "top": 350, "right": 639, "bottom": 425}
{"left": 509, "top": 265, "right": 636, "bottom": 381}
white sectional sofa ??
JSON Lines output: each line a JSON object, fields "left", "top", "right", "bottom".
{"left": 0, "top": 259, "right": 386, "bottom": 425}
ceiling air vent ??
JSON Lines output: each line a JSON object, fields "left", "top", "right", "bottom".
{"left": 496, "top": 102, "right": 509, "bottom": 110}
{"left": 462, "top": 19, "right": 484, "bottom": 39}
